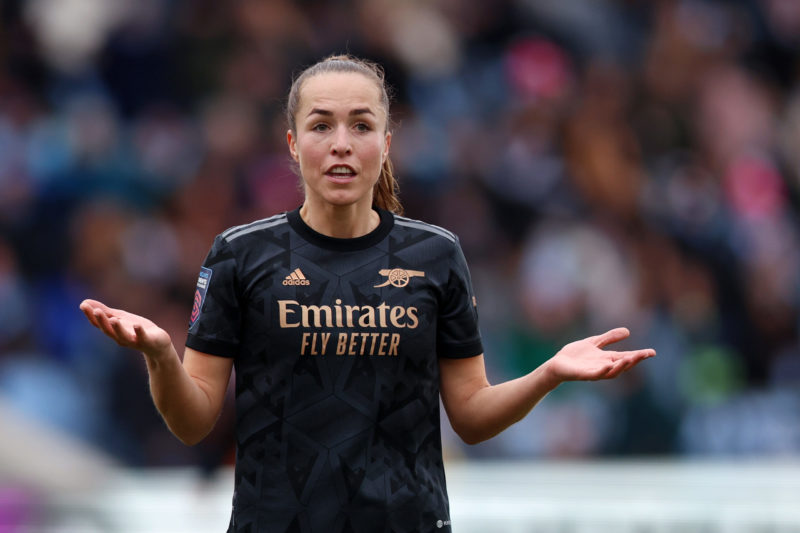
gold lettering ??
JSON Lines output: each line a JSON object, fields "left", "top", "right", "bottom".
{"left": 389, "top": 333, "right": 400, "bottom": 356}
{"left": 279, "top": 300, "right": 300, "bottom": 327}
{"left": 320, "top": 332, "right": 330, "bottom": 355}
{"left": 348, "top": 334, "right": 358, "bottom": 355}
{"left": 369, "top": 333, "right": 379, "bottom": 353}
{"left": 337, "top": 333, "right": 347, "bottom": 355}
{"left": 329, "top": 333, "right": 402, "bottom": 356}
{"left": 302, "top": 305, "right": 333, "bottom": 328}
{"left": 301, "top": 332, "right": 312, "bottom": 355}
{"left": 345, "top": 305, "right": 358, "bottom": 327}
{"left": 377, "top": 302, "right": 389, "bottom": 328}
{"left": 389, "top": 306, "right": 406, "bottom": 328}
{"left": 358, "top": 306, "right": 376, "bottom": 327}
{"left": 334, "top": 299, "right": 343, "bottom": 327}
{"left": 378, "top": 333, "right": 388, "bottom": 355}
{"left": 280, "top": 300, "right": 419, "bottom": 333}
{"left": 406, "top": 307, "right": 419, "bottom": 329}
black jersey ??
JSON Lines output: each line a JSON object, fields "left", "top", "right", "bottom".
{"left": 186, "top": 207, "right": 483, "bottom": 533}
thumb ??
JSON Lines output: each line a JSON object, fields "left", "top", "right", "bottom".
{"left": 590, "top": 327, "right": 630, "bottom": 348}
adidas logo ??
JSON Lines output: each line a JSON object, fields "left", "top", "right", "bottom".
{"left": 282, "top": 268, "right": 310, "bottom": 286}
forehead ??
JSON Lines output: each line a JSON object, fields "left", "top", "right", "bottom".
{"left": 297, "top": 71, "right": 384, "bottom": 114}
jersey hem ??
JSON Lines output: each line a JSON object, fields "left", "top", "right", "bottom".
{"left": 437, "top": 340, "right": 484, "bottom": 359}
{"left": 186, "top": 335, "right": 238, "bottom": 358}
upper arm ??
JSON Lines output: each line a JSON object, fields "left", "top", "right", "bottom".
{"left": 436, "top": 241, "right": 483, "bottom": 358}
{"left": 182, "top": 347, "right": 234, "bottom": 420}
{"left": 439, "top": 354, "right": 489, "bottom": 425}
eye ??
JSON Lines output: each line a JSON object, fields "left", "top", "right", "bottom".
{"left": 312, "top": 123, "right": 329, "bottom": 132}
{"left": 354, "top": 122, "right": 371, "bottom": 132}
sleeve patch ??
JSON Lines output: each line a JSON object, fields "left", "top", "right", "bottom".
{"left": 190, "top": 266, "right": 213, "bottom": 326}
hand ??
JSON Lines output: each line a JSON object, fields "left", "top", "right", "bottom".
{"left": 80, "top": 299, "right": 173, "bottom": 360}
{"left": 543, "top": 327, "right": 655, "bottom": 384}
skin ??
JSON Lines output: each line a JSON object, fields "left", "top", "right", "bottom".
{"left": 287, "top": 71, "right": 391, "bottom": 239}
{"left": 79, "top": 69, "right": 655, "bottom": 447}
{"left": 79, "top": 300, "right": 231, "bottom": 445}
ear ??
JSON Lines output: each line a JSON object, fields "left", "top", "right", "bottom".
{"left": 382, "top": 131, "right": 392, "bottom": 164}
{"left": 287, "top": 129, "right": 299, "bottom": 162}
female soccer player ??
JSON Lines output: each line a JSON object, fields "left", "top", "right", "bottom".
{"left": 80, "top": 55, "right": 655, "bottom": 533}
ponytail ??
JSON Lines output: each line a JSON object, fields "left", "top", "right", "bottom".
{"left": 373, "top": 158, "right": 402, "bottom": 215}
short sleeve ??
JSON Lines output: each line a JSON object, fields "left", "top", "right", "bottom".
{"left": 436, "top": 239, "right": 484, "bottom": 358}
{"left": 185, "top": 235, "right": 241, "bottom": 358}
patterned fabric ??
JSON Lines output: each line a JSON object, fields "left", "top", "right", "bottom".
{"left": 186, "top": 207, "right": 483, "bottom": 533}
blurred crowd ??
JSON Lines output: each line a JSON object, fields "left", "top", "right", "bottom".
{"left": 1, "top": 0, "right": 800, "bottom": 472}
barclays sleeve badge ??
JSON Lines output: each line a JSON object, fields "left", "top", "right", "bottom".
{"left": 190, "top": 266, "right": 213, "bottom": 327}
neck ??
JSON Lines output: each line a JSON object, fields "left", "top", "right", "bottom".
{"left": 299, "top": 200, "right": 380, "bottom": 239}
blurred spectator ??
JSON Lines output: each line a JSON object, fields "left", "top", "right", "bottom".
{"left": 1, "top": 0, "right": 800, "bottom": 468}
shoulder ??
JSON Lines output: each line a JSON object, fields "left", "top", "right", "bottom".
{"left": 392, "top": 214, "right": 458, "bottom": 245}
{"left": 219, "top": 212, "right": 289, "bottom": 244}
{"left": 391, "top": 214, "right": 473, "bottom": 274}
{"left": 204, "top": 213, "right": 291, "bottom": 272}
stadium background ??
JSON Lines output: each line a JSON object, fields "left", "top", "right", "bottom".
{"left": 1, "top": 0, "right": 800, "bottom": 531}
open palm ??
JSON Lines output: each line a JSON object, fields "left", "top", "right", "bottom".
{"left": 545, "top": 328, "right": 655, "bottom": 382}
{"left": 80, "top": 299, "right": 172, "bottom": 356}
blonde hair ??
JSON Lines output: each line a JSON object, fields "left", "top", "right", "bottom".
{"left": 286, "top": 54, "right": 402, "bottom": 215}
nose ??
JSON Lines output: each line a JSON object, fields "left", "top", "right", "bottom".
{"left": 330, "top": 126, "right": 352, "bottom": 155}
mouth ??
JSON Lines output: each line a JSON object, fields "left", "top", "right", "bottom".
{"left": 325, "top": 164, "right": 357, "bottom": 183}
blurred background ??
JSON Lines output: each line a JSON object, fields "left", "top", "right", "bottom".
{"left": 1, "top": 0, "right": 800, "bottom": 531}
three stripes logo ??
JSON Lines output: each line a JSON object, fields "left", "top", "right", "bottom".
{"left": 283, "top": 268, "right": 310, "bottom": 286}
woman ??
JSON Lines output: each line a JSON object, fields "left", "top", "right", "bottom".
{"left": 80, "top": 55, "right": 655, "bottom": 533}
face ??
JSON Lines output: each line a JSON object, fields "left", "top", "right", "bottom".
{"left": 287, "top": 72, "right": 391, "bottom": 211}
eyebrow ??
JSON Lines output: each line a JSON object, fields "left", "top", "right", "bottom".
{"left": 307, "top": 107, "right": 376, "bottom": 118}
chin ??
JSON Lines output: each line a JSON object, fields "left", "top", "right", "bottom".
{"left": 319, "top": 193, "right": 366, "bottom": 208}
{"left": 319, "top": 187, "right": 373, "bottom": 206}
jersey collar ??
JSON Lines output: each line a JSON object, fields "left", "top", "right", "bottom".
{"left": 286, "top": 206, "right": 394, "bottom": 251}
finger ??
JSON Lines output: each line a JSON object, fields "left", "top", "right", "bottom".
{"left": 109, "top": 317, "right": 137, "bottom": 346}
{"left": 80, "top": 303, "right": 102, "bottom": 328}
{"left": 583, "top": 361, "right": 616, "bottom": 381}
{"left": 589, "top": 327, "right": 630, "bottom": 348}
{"left": 626, "top": 350, "right": 656, "bottom": 367}
{"left": 132, "top": 324, "right": 149, "bottom": 347}
{"left": 94, "top": 309, "right": 126, "bottom": 344}
{"left": 604, "top": 350, "right": 654, "bottom": 378}
{"left": 93, "top": 309, "right": 116, "bottom": 338}
{"left": 86, "top": 299, "right": 138, "bottom": 326}
{"left": 81, "top": 299, "right": 116, "bottom": 315}
{"left": 609, "top": 348, "right": 656, "bottom": 362}
{"left": 600, "top": 357, "right": 633, "bottom": 379}
{"left": 616, "top": 357, "right": 639, "bottom": 375}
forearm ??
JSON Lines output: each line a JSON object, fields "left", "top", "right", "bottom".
{"left": 441, "top": 329, "right": 655, "bottom": 445}
{"left": 449, "top": 363, "right": 561, "bottom": 445}
{"left": 79, "top": 299, "right": 228, "bottom": 445}
{"left": 143, "top": 346, "right": 219, "bottom": 445}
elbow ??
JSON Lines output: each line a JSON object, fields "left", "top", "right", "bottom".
{"left": 451, "top": 414, "right": 525, "bottom": 446}
{"left": 158, "top": 406, "right": 219, "bottom": 446}
{"left": 451, "top": 424, "right": 493, "bottom": 446}
{"left": 177, "top": 434, "right": 205, "bottom": 447}
{"left": 460, "top": 434, "right": 486, "bottom": 446}
{"left": 167, "top": 422, "right": 212, "bottom": 447}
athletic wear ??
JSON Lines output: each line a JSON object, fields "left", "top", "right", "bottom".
{"left": 186, "top": 207, "right": 483, "bottom": 533}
